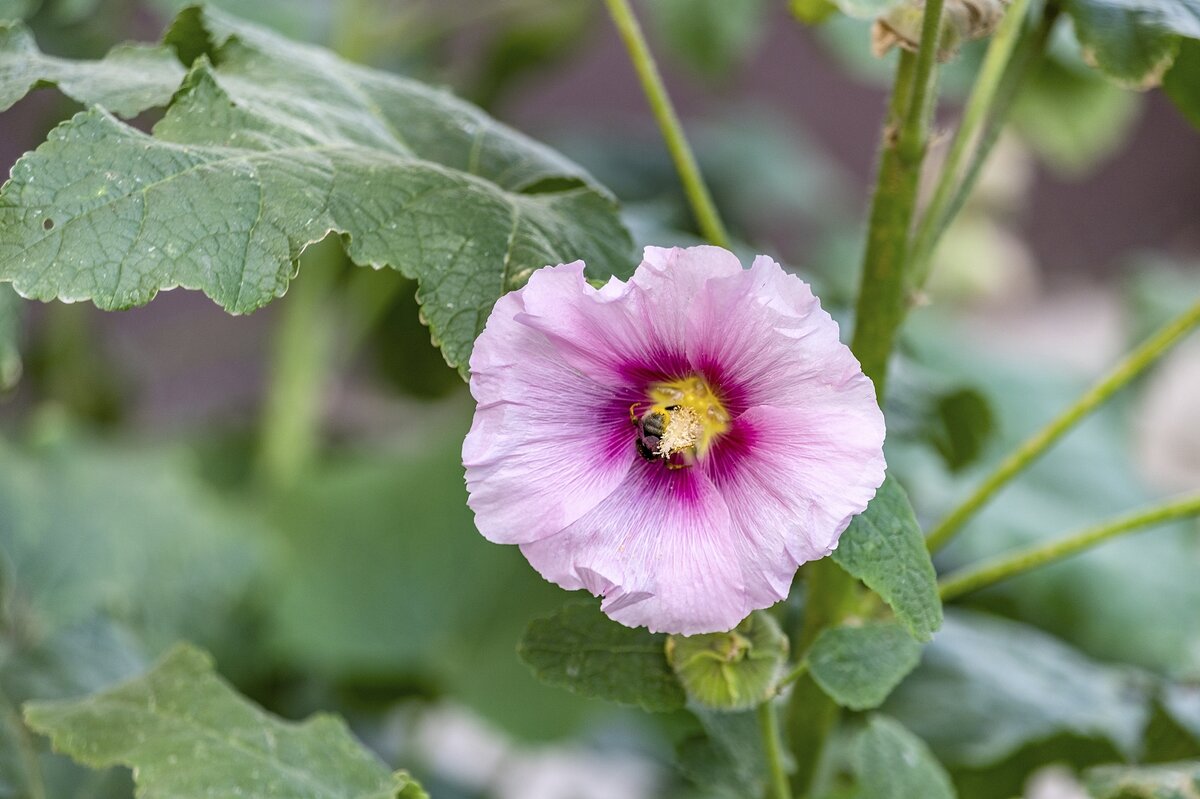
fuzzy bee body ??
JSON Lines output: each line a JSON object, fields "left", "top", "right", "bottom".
{"left": 631, "top": 405, "right": 676, "bottom": 461}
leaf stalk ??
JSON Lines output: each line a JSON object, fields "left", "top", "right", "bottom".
{"left": 759, "top": 698, "right": 795, "bottom": 799}
{"left": 938, "top": 494, "right": 1200, "bottom": 600}
{"left": 602, "top": 0, "right": 732, "bottom": 249}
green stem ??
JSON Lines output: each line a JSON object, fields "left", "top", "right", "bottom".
{"left": 602, "top": 0, "right": 731, "bottom": 249}
{"left": 907, "top": 0, "right": 1036, "bottom": 288}
{"left": 787, "top": 15, "right": 944, "bottom": 789}
{"left": 785, "top": 557, "right": 863, "bottom": 794}
{"left": 851, "top": 0, "right": 944, "bottom": 397}
{"left": 777, "top": 659, "right": 809, "bottom": 691}
{"left": 927, "top": 297, "right": 1200, "bottom": 552}
{"left": 759, "top": 699, "right": 794, "bottom": 799}
{"left": 256, "top": 238, "right": 342, "bottom": 491}
{"left": 939, "top": 495, "right": 1200, "bottom": 600}
{"left": 897, "top": 0, "right": 947, "bottom": 165}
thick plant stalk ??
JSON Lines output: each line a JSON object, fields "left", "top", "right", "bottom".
{"left": 256, "top": 239, "right": 341, "bottom": 491}
{"left": 788, "top": 4, "right": 946, "bottom": 791}
{"left": 851, "top": 0, "right": 946, "bottom": 397}
{"left": 926, "top": 297, "right": 1200, "bottom": 552}
{"left": 939, "top": 495, "right": 1200, "bottom": 600}
{"left": 603, "top": 0, "right": 732, "bottom": 249}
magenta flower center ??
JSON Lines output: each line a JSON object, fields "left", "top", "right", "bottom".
{"left": 632, "top": 376, "right": 732, "bottom": 463}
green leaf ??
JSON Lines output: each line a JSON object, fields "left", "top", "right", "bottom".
{"left": 666, "top": 611, "right": 788, "bottom": 711}
{"left": 0, "top": 21, "right": 185, "bottom": 116}
{"left": 677, "top": 709, "right": 767, "bottom": 798}
{"left": 1, "top": 617, "right": 146, "bottom": 707}
{"left": 1164, "top": 38, "right": 1200, "bottom": 128}
{"left": 0, "top": 0, "right": 35, "bottom": 21}
{"left": 1011, "top": 49, "right": 1141, "bottom": 175}
{"left": 807, "top": 621, "right": 922, "bottom": 711}
{"left": 1140, "top": 689, "right": 1200, "bottom": 765}
{"left": 24, "top": 643, "right": 422, "bottom": 799}
{"left": 0, "top": 617, "right": 146, "bottom": 799}
{"left": 517, "top": 600, "right": 685, "bottom": 712}
{"left": 883, "top": 610, "right": 1149, "bottom": 769}
{"left": 642, "top": 0, "right": 768, "bottom": 77}
{"left": 853, "top": 715, "right": 957, "bottom": 799}
{"left": 0, "top": 696, "right": 36, "bottom": 799}
{"left": 264, "top": 405, "right": 603, "bottom": 739}
{"left": 898, "top": 314, "right": 1200, "bottom": 676}
{"left": 1061, "top": 0, "right": 1200, "bottom": 86}
{"left": 831, "top": 475, "right": 942, "bottom": 641}
{"left": 1085, "top": 761, "right": 1200, "bottom": 798}
{"left": 0, "top": 432, "right": 263, "bottom": 651}
{"left": 0, "top": 7, "right": 632, "bottom": 376}
{"left": 929, "top": 388, "right": 995, "bottom": 473}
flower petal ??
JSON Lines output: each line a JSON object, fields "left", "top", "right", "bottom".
{"left": 515, "top": 247, "right": 743, "bottom": 386}
{"left": 687, "top": 254, "right": 869, "bottom": 411}
{"left": 464, "top": 265, "right": 636, "bottom": 545}
{"left": 520, "top": 460, "right": 752, "bottom": 635}
{"left": 706, "top": 403, "right": 887, "bottom": 572}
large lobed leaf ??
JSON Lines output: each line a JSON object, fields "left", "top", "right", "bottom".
{"left": 517, "top": 601, "right": 685, "bottom": 712}
{"left": 0, "top": 6, "right": 633, "bottom": 375}
{"left": 24, "top": 644, "right": 426, "bottom": 799}
{"left": 0, "top": 20, "right": 185, "bottom": 116}
{"left": 265, "top": 406, "right": 607, "bottom": 740}
{"left": 883, "top": 610, "right": 1149, "bottom": 768}
{"left": 0, "top": 433, "right": 262, "bottom": 651}
{"left": 832, "top": 474, "right": 942, "bottom": 641}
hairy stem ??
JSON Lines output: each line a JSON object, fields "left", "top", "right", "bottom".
{"left": 907, "top": 0, "right": 1037, "bottom": 288}
{"left": 603, "top": 0, "right": 731, "bottom": 249}
{"left": 850, "top": 0, "right": 944, "bottom": 396}
{"left": 759, "top": 698, "right": 795, "bottom": 799}
{"left": 939, "top": 495, "right": 1200, "bottom": 600}
{"left": 789, "top": 12, "right": 944, "bottom": 787}
{"left": 849, "top": 51, "right": 918, "bottom": 398}
{"left": 926, "top": 297, "right": 1200, "bottom": 552}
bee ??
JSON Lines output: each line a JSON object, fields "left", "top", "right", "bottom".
{"left": 630, "top": 403, "right": 678, "bottom": 462}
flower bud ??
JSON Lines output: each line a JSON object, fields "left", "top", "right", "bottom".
{"left": 872, "top": 0, "right": 1011, "bottom": 61}
{"left": 665, "top": 612, "right": 789, "bottom": 711}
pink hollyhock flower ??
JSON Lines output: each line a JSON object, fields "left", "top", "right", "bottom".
{"left": 463, "top": 246, "right": 886, "bottom": 635}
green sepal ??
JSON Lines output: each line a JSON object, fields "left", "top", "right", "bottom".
{"left": 666, "top": 611, "right": 788, "bottom": 711}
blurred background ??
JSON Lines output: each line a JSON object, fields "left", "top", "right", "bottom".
{"left": 0, "top": 1, "right": 1197, "bottom": 798}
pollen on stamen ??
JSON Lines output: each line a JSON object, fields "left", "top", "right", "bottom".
{"left": 657, "top": 406, "right": 703, "bottom": 456}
